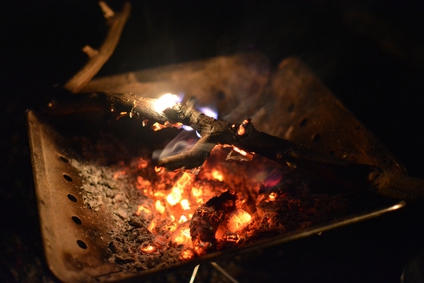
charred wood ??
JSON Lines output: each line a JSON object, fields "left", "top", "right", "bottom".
{"left": 43, "top": 91, "right": 424, "bottom": 200}
{"left": 190, "top": 190, "right": 237, "bottom": 256}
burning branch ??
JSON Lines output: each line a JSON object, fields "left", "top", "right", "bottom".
{"left": 127, "top": 94, "right": 424, "bottom": 201}
{"left": 44, "top": 91, "right": 424, "bottom": 200}
{"left": 63, "top": 2, "right": 131, "bottom": 93}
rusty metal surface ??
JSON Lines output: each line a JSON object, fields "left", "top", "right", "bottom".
{"left": 28, "top": 54, "right": 405, "bottom": 282}
{"left": 27, "top": 111, "right": 119, "bottom": 283}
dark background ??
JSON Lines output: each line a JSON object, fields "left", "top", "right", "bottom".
{"left": 1, "top": 1, "right": 424, "bottom": 282}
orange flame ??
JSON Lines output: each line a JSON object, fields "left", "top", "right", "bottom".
{"left": 171, "top": 226, "right": 191, "bottom": 246}
{"left": 166, "top": 172, "right": 193, "bottom": 205}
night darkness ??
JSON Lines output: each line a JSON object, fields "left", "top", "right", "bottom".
{"left": 1, "top": 1, "right": 424, "bottom": 282}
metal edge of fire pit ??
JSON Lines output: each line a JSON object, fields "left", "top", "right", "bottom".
{"left": 28, "top": 54, "right": 409, "bottom": 282}
{"left": 27, "top": 109, "right": 405, "bottom": 282}
{"left": 102, "top": 200, "right": 405, "bottom": 283}
{"left": 27, "top": 110, "right": 120, "bottom": 283}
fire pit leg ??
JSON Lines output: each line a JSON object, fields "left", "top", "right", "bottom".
{"left": 188, "top": 262, "right": 239, "bottom": 283}
{"left": 189, "top": 264, "right": 200, "bottom": 283}
{"left": 210, "top": 262, "right": 239, "bottom": 283}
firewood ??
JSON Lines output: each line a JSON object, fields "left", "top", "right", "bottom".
{"left": 132, "top": 95, "right": 424, "bottom": 200}
{"left": 44, "top": 91, "right": 424, "bottom": 200}
{"left": 63, "top": 2, "right": 132, "bottom": 93}
{"left": 189, "top": 190, "right": 237, "bottom": 256}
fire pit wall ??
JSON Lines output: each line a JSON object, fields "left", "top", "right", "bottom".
{"left": 28, "top": 54, "right": 404, "bottom": 282}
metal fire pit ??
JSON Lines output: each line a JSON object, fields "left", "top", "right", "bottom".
{"left": 28, "top": 54, "right": 406, "bottom": 282}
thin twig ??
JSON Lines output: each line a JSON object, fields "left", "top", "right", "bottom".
{"left": 63, "top": 2, "right": 131, "bottom": 93}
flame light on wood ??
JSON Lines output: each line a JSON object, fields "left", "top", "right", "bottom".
{"left": 153, "top": 93, "right": 181, "bottom": 113}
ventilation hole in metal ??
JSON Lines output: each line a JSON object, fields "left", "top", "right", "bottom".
{"left": 287, "top": 102, "right": 294, "bottom": 112}
{"left": 300, "top": 118, "right": 308, "bottom": 127}
{"left": 217, "top": 91, "right": 226, "bottom": 100}
{"left": 63, "top": 174, "right": 73, "bottom": 182}
{"left": 67, "top": 194, "right": 77, "bottom": 202}
{"left": 77, "top": 240, "right": 87, "bottom": 249}
{"left": 312, "top": 133, "right": 321, "bottom": 143}
{"left": 59, "top": 156, "right": 69, "bottom": 163}
{"left": 72, "top": 216, "right": 82, "bottom": 225}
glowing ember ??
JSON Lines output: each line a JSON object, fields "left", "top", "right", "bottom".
{"left": 191, "top": 187, "right": 203, "bottom": 198}
{"left": 93, "top": 124, "right": 363, "bottom": 273}
{"left": 153, "top": 93, "right": 181, "bottom": 113}
{"left": 233, "top": 146, "right": 248, "bottom": 156}
{"left": 180, "top": 199, "right": 190, "bottom": 210}
{"left": 166, "top": 172, "right": 193, "bottom": 205}
{"left": 229, "top": 146, "right": 254, "bottom": 161}
{"left": 222, "top": 233, "right": 241, "bottom": 243}
{"left": 237, "top": 124, "right": 246, "bottom": 136}
{"left": 268, "top": 192, "right": 277, "bottom": 201}
{"left": 166, "top": 187, "right": 182, "bottom": 206}
{"left": 179, "top": 215, "right": 188, "bottom": 223}
{"left": 154, "top": 166, "right": 164, "bottom": 173}
{"left": 226, "top": 209, "right": 252, "bottom": 232}
{"left": 113, "top": 170, "right": 126, "bottom": 179}
{"left": 147, "top": 219, "right": 156, "bottom": 233}
{"left": 152, "top": 121, "right": 183, "bottom": 132}
{"left": 172, "top": 226, "right": 191, "bottom": 245}
{"left": 211, "top": 169, "right": 224, "bottom": 181}
{"left": 117, "top": 144, "right": 301, "bottom": 263}
{"left": 140, "top": 244, "right": 157, "bottom": 254}
{"left": 179, "top": 248, "right": 195, "bottom": 261}
{"left": 135, "top": 205, "right": 151, "bottom": 216}
{"left": 155, "top": 200, "right": 166, "bottom": 213}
